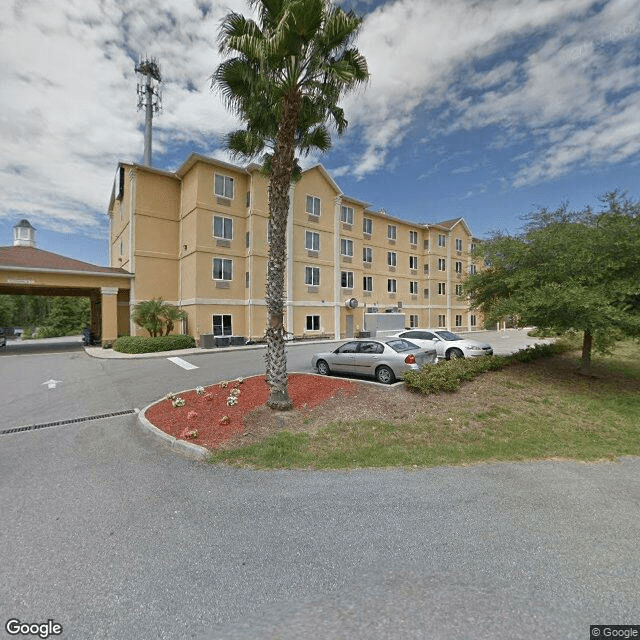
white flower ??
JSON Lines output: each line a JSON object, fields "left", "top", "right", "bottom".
{"left": 236, "top": 377, "right": 244, "bottom": 384}
{"left": 226, "top": 396, "right": 238, "bottom": 406}
{"left": 195, "top": 386, "right": 205, "bottom": 395}
{"left": 230, "top": 388, "right": 241, "bottom": 397}
{"left": 172, "top": 397, "right": 185, "bottom": 407}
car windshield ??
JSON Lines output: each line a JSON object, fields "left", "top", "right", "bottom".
{"left": 386, "top": 339, "right": 417, "bottom": 353}
{"left": 435, "top": 331, "right": 462, "bottom": 341}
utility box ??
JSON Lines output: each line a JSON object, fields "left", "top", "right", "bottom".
{"left": 200, "top": 334, "right": 215, "bottom": 348}
{"left": 215, "top": 336, "right": 231, "bottom": 348}
{"left": 363, "top": 312, "right": 406, "bottom": 338}
{"left": 229, "top": 336, "right": 245, "bottom": 346}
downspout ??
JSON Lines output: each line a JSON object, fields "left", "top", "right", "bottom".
{"left": 286, "top": 183, "right": 295, "bottom": 336}
{"left": 333, "top": 196, "right": 341, "bottom": 339}
{"left": 128, "top": 167, "right": 137, "bottom": 335}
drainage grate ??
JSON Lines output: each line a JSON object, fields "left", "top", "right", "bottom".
{"left": 0, "top": 409, "right": 137, "bottom": 436}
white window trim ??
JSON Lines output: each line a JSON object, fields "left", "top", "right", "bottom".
{"left": 305, "top": 265, "right": 320, "bottom": 286}
{"left": 212, "top": 314, "right": 233, "bottom": 336}
{"left": 212, "top": 257, "right": 233, "bottom": 281}
{"left": 306, "top": 194, "right": 321, "bottom": 216}
{"left": 214, "top": 174, "right": 234, "bottom": 199}
{"left": 305, "top": 230, "right": 320, "bottom": 251}
{"left": 340, "top": 238, "right": 354, "bottom": 257}
{"left": 340, "top": 205, "right": 354, "bottom": 224}
{"left": 341, "top": 271, "right": 354, "bottom": 289}
{"left": 213, "top": 215, "right": 233, "bottom": 240}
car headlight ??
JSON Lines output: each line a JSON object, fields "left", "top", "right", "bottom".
{"left": 467, "top": 345, "right": 483, "bottom": 350}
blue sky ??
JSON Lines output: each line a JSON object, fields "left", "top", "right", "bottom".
{"left": 1, "top": 0, "right": 639, "bottom": 265}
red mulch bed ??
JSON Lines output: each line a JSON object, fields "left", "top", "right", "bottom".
{"left": 144, "top": 374, "right": 357, "bottom": 449}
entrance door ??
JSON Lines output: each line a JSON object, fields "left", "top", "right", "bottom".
{"left": 346, "top": 315, "right": 354, "bottom": 338}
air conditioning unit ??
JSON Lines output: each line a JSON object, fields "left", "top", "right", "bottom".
{"left": 366, "top": 307, "right": 379, "bottom": 313}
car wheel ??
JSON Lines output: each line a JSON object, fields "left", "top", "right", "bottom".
{"left": 316, "top": 360, "right": 331, "bottom": 376}
{"left": 447, "top": 348, "right": 464, "bottom": 360}
{"left": 375, "top": 365, "right": 395, "bottom": 384}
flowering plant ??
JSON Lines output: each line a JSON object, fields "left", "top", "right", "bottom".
{"left": 172, "top": 397, "right": 185, "bottom": 407}
{"left": 226, "top": 396, "right": 238, "bottom": 406}
{"left": 195, "top": 386, "right": 205, "bottom": 395}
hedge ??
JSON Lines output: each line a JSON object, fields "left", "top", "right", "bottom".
{"left": 113, "top": 334, "right": 196, "bottom": 354}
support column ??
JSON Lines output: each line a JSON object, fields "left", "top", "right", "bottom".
{"left": 333, "top": 196, "right": 342, "bottom": 339}
{"left": 101, "top": 287, "right": 119, "bottom": 345}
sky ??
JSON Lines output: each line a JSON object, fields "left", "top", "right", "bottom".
{"left": 1, "top": 0, "right": 639, "bottom": 266}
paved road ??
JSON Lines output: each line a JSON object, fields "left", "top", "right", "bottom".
{"left": 1, "top": 330, "right": 638, "bottom": 639}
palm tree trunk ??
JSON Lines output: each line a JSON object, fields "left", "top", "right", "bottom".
{"left": 265, "top": 89, "right": 302, "bottom": 410}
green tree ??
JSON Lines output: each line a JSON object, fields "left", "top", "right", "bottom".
{"left": 465, "top": 193, "right": 640, "bottom": 373}
{"left": 0, "top": 296, "right": 17, "bottom": 327}
{"left": 131, "top": 298, "right": 185, "bottom": 337}
{"left": 213, "top": 0, "right": 368, "bottom": 409}
{"left": 35, "top": 297, "right": 90, "bottom": 338}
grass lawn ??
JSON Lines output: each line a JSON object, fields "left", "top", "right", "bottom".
{"left": 208, "top": 339, "right": 640, "bottom": 469}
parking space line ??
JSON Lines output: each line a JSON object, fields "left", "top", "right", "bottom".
{"left": 166, "top": 357, "right": 198, "bottom": 370}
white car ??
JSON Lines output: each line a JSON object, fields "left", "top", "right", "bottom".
{"left": 392, "top": 330, "right": 493, "bottom": 360}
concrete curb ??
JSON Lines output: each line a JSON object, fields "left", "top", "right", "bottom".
{"left": 137, "top": 404, "right": 211, "bottom": 461}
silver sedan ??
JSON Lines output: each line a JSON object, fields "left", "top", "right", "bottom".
{"left": 392, "top": 329, "right": 493, "bottom": 360}
{"left": 311, "top": 338, "right": 437, "bottom": 384}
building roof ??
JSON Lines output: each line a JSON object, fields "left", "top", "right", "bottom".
{"left": 0, "top": 245, "right": 132, "bottom": 277}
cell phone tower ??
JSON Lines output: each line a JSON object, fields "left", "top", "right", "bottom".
{"left": 135, "top": 57, "right": 162, "bottom": 166}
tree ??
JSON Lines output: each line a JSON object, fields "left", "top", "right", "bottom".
{"left": 213, "top": 0, "right": 368, "bottom": 409}
{"left": 465, "top": 192, "right": 640, "bottom": 374}
{"left": 131, "top": 298, "right": 186, "bottom": 337}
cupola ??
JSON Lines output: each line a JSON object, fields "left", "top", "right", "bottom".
{"left": 13, "top": 219, "right": 36, "bottom": 247}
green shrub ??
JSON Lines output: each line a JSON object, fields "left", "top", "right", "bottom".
{"left": 113, "top": 334, "right": 196, "bottom": 354}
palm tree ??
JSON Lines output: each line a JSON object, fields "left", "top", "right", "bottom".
{"left": 131, "top": 298, "right": 184, "bottom": 337}
{"left": 160, "top": 304, "right": 187, "bottom": 336}
{"left": 214, "top": 0, "right": 368, "bottom": 409}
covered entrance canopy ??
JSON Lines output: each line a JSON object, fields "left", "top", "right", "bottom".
{"left": 0, "top": 245, "right": 132, "bottom": 344}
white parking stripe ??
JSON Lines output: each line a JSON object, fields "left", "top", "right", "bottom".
{"left": 166, "top": 357, "right": 198, "bottom": 370}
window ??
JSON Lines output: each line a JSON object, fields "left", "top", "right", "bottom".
{"left": 470, "top": 242, "right": 477, "bottom": 252}
{"left": 456, "top": 238, "right": 463, "bottom": 251}
{"left": 409, "top": 281, "right": 418, "bottom": 294}
{"left": 438, "top": 315, "right": 446, "bottom": 327}
{"left": 213, "top": 314, "right": 232, "bottom": 336}
{"left": 387, "top": 224, "right": 397, "bottom": 240}
{"left": 245, "top": 272, "right": 250, "bottom": 288}
{"left": 245, "top": 231, "right": 250, "bottom": 248}
{"left": 363, "top": 217, "right": 372, "bottom": 234}
{"left": 213, "top": 257, "right": 232, "bottom": 280}
{"left": 438, "top": 234, "right": 446, "bottom": 247}
{"left": 305, "top": 266, "right": 320, "bottom": 286}
{"left": 409, "top": 255, "right": 418, "bottom": 270}
{"left": 409, "top": 230, "right": 418, "bottom": 245}
{"left": 438, "top": 282, "right": 446, "bottom": 295}
{"left": 306, "top": 195, "right": 321, "bottom": 216}
{"left": 455, "top": 284, "right": 463, "bottom": 296}
{"left": 119, "top": 239, "right": 123, "bottom": 255}
{"left": 423, "top": 288, "right": 429, "bottom": 298}
{"left": 455, "top": 261, "right": 463, "bottom": 274}
{"left": 469, "top": 264, "right": 477, "bottom": 275}
{"left": 363, "top": 247, "right": 372, "bottom": 263}
{"left": 363, "top": 276, "right": 373, "bottom": 292}
{"left": 341, "top": 271, "right": 354, "bottom": 288}
{"left": 438, "top": 258, "right": 446, "bottom": 271}
{"left": 455, "top": 314, "right": 463, "bottom": 327}
{"left": 213, "top": 215, "right": 233, "bottom": 240}
{"left": 340, "top": 238, "right": 353, "bottom": 257}
{"left": 387, "top": 251, "right": 397, "bottom": 267}
{"left": 470, "top": 315, "right": 477, "bottom": 327}
{"left": 340, "top": 205, "right": 354, "bottom": 224}
{"left": 306, "top": 315, "right": 320, "bottom": 331}
{"left": 214, "top": 174, "right": 234, "bottom": 199}
{"left": 305, "top": 230, "right": 320, "bottom": 251}
{"left": 387, "top": 278, "right": 397, "bottom": 293}
{"left": 410, "top": 315, "right": 419, "bottom": 328}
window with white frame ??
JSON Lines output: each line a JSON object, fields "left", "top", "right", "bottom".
{"left": 306, "top": 315, "right": 320, "bottom": 331}
{"left": 455, "top": 284, "right": 463, "bottom": 296}
{"left": 387, "top": 278, "right": 397, "bottom": 293}
{"left": 438, "top": 234, "right": 446, "bottom": 247}
{"left": 438, "top": 282, "right": 446, "bottom": 295}
{"left": 363, "top": 217, "right": 372, "bottom": 234}
{"left": 438, "top": 258, "right": 446, "bottom": 271}
{"left": 387, "top": 224, "right": 397, "bottom": 240}
{"left": 470, "top": 242, "right": 477, "bottom": 252}
{"left": 409, "top": 314, "right": 419, "bottom": 328}
{"left": 470, "top": 315, "right": 477, "bottom": 327}
{"left": 213, "top": 215, "right": 233, "bottom": 240}
{"left": 363, "top": 246, "right": 372, "bottom": 263}
{"left": 341, "top": 271, "right": 354, "bottom": 288}
{"left": 340, "top": 205, "right": 354, "bottom": 224}
{"left": 305, "top": 230, "right": 320, "bottom": 251}
{"left": 387, "top": 251, "right": 397, "bottom": 267}
{"left": 455, "top": 260, "right": 462, "bottom": 273}
{"left": 455, "top": 238, "right": 463, "bottom": 251}
{"left": 409, "top": 281, "right": 418, "bottom": 294}
{"left": 409, "top": 255, "right": 418, "bottom": 270}
{"left": 363, "top": 276, "right": 373, "bottom": 292}
{"left": 340, "top": 238, "right": 353, "bottom": 257}
{"left": 214, "top": 174, "right": 234, "bottom": 199}
{"left": 455, "top": 314, "right": 463, "bottom": 327}
{"left": 213, "top": 257, "right": 232, "bottom": 280}
{"left": 213, "top": 314, "right": 232, "bottom": 336}
{"left": 409, "top": 230, "right": 418, "bottom": 245}
{"left": 305, "top": 266, "right": 320, "bottom": 286}
{"left": 469, "top": 264, "right": 477, "bottom": 275}
{"left": 306, "top": 195, "right": 321, "bottom": 216}
{"left": 438, "top": 315, "right": 446, "bottom": 327}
